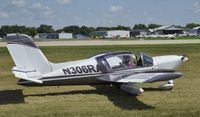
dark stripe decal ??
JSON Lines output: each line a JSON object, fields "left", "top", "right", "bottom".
{"left": 41, "top": 73, "right": 103, "bottom": 80}
{"left": 6, "top": 34, "right": 37, "bottom": 48}
{"left": 13, "top": 69, "right": 36, "bottom": 73}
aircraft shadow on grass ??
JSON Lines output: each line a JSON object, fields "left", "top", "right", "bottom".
{"left": 25, "top": 86, "right": 155, "bottom": 110}
{"left": 0, "top": 89, "right": 25, "bottom": 105}
{"left": 0, "top": 87, "right": 161, "bottom": 109}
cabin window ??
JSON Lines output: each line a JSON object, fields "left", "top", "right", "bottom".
{"left": 105, "top": 55, "right": 137, "bottom": 70}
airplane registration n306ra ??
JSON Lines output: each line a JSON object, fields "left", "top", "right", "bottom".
{"left": 5, "top": 34, "right": 189, "bottom": 95}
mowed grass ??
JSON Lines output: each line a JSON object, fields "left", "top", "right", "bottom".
{"left": 0, "top": 44, "right": 200, "bottom": 117}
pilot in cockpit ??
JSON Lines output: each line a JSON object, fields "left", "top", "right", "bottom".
{"left": 122, "top": 55, "right": 137, "bottom": 68}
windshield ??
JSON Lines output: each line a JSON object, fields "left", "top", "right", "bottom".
{"left": 105, "top": 54, "right": 137, "bottom": 70}
{"left": 141, "top": 53, "right": 153, "bottom": 67}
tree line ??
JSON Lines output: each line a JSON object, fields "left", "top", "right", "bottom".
{"left": 0, "top": 23, "right": 199, "bottom": 37}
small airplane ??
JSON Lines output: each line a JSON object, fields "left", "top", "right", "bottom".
{"left": 5, "top": 34, "right": 188, "bottom": 95}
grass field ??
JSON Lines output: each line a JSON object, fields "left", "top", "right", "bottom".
{"left": 0, "top": 44, "right": 200, "bottom": 117}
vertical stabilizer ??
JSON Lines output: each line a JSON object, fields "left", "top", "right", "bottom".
{"left": 6, "top": 34, "right": 52, "bottom": 81}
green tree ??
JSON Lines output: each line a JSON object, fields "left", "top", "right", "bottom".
{"left": 185, "top": 23, "right": 200, "bottom": 29}
{"left": 28, "top": 27, "right": 37, "bottom": 37}
{"left": 80, "top": 26, "right": 95, "bottom": 35}
{"left": 96, "top": 27, "right": 111, "bottom": 31}
{"left": 55, "top": 29, "right": 63, "bottom": 33}
{"left": 0, "top": 25, "right": 11, "bottom": 36}
{"left": 114, "top": 25, "right": 131, "bottom": 30}
{"left": 37, "top": 24, "right": 54, "bottom": 33}
{"left": 62, "top": 25, "right": 80, "bottom": 34}
{"left": 148, "top": 24, "right": 161, "bottom": 29}
{"left": 0, "top": 25, "right": 26, "bottom": 36}
{"left": 133, "top": 24, "right": 147, "bottom": 30}
{"left": 56, "top": 25, "right": 95, "bottom": 35}
{"left": 0, "top": 25, "right": 38, "bottom": 37}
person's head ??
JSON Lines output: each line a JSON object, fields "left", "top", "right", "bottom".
{"left": 123, "top": 56, "right": 131, "bottom": 65}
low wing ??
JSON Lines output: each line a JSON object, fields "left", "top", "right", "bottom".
{"left": 96, "top": 71, "right": 182, "bottom": 83}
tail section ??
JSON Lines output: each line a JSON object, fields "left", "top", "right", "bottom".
{"left": 6, "top": 34, "right": 52, "bottom": 83}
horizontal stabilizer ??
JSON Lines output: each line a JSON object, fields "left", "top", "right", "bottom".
{"left": 12, "top": 67, "right": 43, "bottom": 84}
{"left": 18, "top": 76, "right": 43, "bottom": 84}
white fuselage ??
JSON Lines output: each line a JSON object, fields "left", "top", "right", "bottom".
{"left": 21, "top": 55, "right": 186, "bottom": 86}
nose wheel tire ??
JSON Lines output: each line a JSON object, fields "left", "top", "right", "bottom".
{"left": 159, "top": 80, "right": 174, "bottom": 90}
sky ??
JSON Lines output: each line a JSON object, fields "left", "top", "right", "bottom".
{"left": 0, "top": 0, "right": 200, "bottom": 29}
